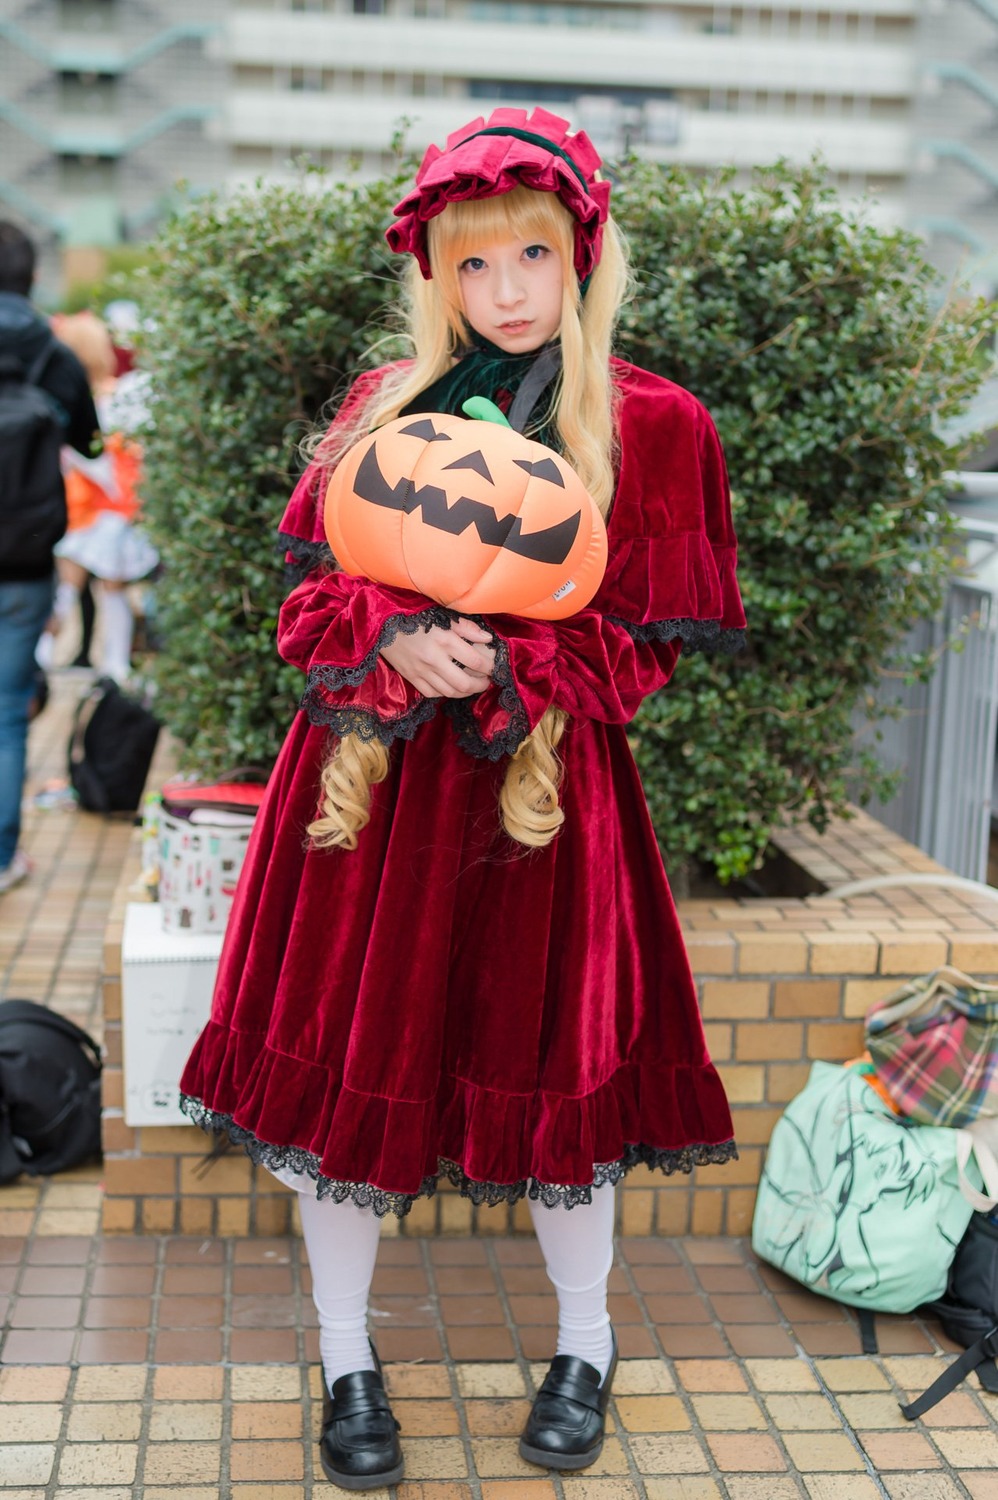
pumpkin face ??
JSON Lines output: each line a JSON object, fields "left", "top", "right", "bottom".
{"left": 324, "top": 413, "right": 608, "bottom": 620}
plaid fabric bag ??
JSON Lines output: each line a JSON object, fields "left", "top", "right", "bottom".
{"left": 865, "top": 967, "right": 998, "bottom": 1128}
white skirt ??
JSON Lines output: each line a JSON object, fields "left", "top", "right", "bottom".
{"left": 55, "top": 512, "right": 159, "bottom": 583}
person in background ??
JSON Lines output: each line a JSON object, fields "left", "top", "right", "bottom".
{"left": 0, "top": 221, "right": 99, "bottom": 895}
{"left": 36, "top": 311, "right": 158, "bottom": 684}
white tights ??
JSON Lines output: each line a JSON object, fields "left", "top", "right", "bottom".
{"left": 298, "top": 1183, "right": 617, "bottom": 1390}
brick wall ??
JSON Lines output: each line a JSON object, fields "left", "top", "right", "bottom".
{"left": 101, "top": 805, "right": 998, "bottom": 1235}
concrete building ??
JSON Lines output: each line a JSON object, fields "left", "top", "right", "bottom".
{"left": 1, "top": 0, "right": 997, "bottom": 288}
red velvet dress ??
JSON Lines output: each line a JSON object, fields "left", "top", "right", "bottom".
{"left": 179, "top": 358, "right": 746, "bottom": 1216}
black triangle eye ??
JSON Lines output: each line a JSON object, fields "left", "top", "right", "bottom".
{"left": 513, "top": 457, "right": 564, "bottom": 487}
{"left": 442, "top": 450, "right": 494, "bottom": 484}
{"left": 400, "top": 419, "right": 452, "bottom": 442}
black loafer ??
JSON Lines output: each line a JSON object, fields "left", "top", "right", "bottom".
{"left": 319, "top": 1344, "right": 404, "bottom": 1491}
{"left": 518, "top": 1328, "right": 618, "bottom": 1471}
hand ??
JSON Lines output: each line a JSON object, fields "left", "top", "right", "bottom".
{"left": 381, "top": 616, "right": 496, "bottom": 698}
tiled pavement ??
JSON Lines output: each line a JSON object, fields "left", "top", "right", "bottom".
{"left": 3, "top": 675, "right": 998, "bottom": 1497}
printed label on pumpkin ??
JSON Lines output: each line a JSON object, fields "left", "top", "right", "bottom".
{"left": 552, "top": 579, "right": 577, "bottom": 601}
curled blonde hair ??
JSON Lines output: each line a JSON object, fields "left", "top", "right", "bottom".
{"left": 308, "top": 187, "right": 629, "bottom": 855}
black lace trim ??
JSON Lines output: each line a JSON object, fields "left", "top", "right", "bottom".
{"left": 608, "top": 616, "right": 746, "bottom": 656}
{"left": 279, "top": 532, "right": 335, "bottom": 586}
{"left": 299, "top": 606, "right": 454, "bottom": 745}
{"left": 443, "top": 631, "right": 531, "bottom": 762}
{"left": 179, "top": 1095, "right": 737, "bottom": 1218}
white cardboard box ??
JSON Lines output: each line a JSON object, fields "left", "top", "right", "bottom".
{"left": 121, "top": 901, "right": 224, "bottom": 1127}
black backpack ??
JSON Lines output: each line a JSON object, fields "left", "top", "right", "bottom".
{"left": 0, "top": 340, "right": 67, "bottom": 569}
{"left": 895, "top": 1214, "right": 998, "bottom": 1418}
{"left": 68, "top": 677, "right": 161, "bottom": 814}
{"left": 0, "top": 1000, "right": 102, "bottom": 1184}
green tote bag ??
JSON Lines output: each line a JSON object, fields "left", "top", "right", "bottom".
{"left": 752, "top": 1061, "right": 998, "bottom": 1314}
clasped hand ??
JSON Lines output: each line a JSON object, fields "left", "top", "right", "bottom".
{"left": 380, "top": 618, "right": 496, "bottom": 698}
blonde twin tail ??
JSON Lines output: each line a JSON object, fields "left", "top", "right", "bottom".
{"left": 307, "top": 735, "right": 390, "bottom": 850}
{"left": 499, "top": 707, "right": 569, "bottom": 848}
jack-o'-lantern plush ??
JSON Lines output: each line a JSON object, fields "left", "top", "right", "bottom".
{"left": 324, "top": 408, "right": 607, "bottom": 620}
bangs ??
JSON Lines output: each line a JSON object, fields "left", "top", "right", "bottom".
{"left": 429, "top": 186, "right": 574, "bottom": 267}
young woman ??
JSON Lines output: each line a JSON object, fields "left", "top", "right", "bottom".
{"left": 180, "top": 106, "right": 746, "bottom": 1490}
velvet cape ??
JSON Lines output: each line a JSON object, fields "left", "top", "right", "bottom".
{"left": 179, "top": 357, "right": 746, "bottom": 1216}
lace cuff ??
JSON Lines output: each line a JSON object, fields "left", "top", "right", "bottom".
{"left": 608, "top": 615, "right": 747, "bottom": 656}
{"left": 279, "top": 531, "right": 335, "bottom": 586}
{"left": 300, "top": 605, "right": 454, "bottom": 747}
{"left": 443, "top": 635, "right": 531, "bottom": 761}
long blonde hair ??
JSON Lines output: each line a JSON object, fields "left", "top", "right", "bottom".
{"left": 308, "top": 187, "right": 630, "bottom": 854}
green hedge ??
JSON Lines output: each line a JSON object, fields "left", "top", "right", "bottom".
{"left": 137, "top": 160, "right": 996, "bottom": 882}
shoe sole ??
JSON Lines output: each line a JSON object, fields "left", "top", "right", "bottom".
{"left": 319, "top": 1451, "right": 405, "bottom": 1490}
{"left": 518, "top": 1438, "right": 604, "bottom": 1471}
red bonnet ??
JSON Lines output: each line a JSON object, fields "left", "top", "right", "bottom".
{"left": 387, "top": 106, "right": 611, "bottom": 284}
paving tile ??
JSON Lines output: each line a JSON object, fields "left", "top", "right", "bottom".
{"left": 8, "top": 1296, "right": 82, "bottom": 1329}
{"left": 57, "top": 1442, "right": 138, "bottom": 1485}
{"left": 706, "top": 1433, "right": 787, "bottom": 1471}
{"left": 229, "top": 1441, "right": 305, "bottom": 1482}
{"left": 231, "top": 1403, "right": 304, "bottom": 1440}
{"left": 142, "top": 1443, "right": 223, "bottom": 1484}
{"left": 147, "top": 1403, "right": 224, "bottom": 1441}
{"left": 744, "top": 1358, "right": 819, "bottom": 1393}
{"left": 814, "top": 1358, "right": 890, "bottom": 1392}
{"left": 837, "top": 1392, "right": 907, "bottom": 1429}
{"left": 0, "top": 1448, "right": 55, "bottom": 1489}
{"left": 446, "top": 1327, "right": 513, "bottom": 1362}
{"left": 628, "top": 1434, "right": 711, "bottom": 1474}
{"left": 690, "top": 1394, "right": 768, "bottom": 1431}
{"left": 611, "top": 1359, "right": 674, "bottom": 1395}
{"left": 858, "top": 1429, "right": 943, "bottom": 1469}
{"left": 0, "top": 1406, "right": 63, "bottom": 1443}
{"left": 478, "top": 1483, "right": 556, "bottom": 1500}
{"left": 152, "top": 1367, "right": 225, "bottom": 1402}
{"left": 462, "top": 1400, "right": 531, "bottom": 1438}
{"left": 399, "top": 1438, "right": 469, "bottom": 1479}
{"left": 644, "top": 1481, "right": 723, "bottom": 1500}
{"left": 471, "top": 1438, "right": 548, "bottom": 1478}
{"left": 76, "top": 1330, "right": 149, "bottom": 1364}
{"left": 614, "top": 1325, "right": 657, "bottom": 1358}
{"left": 547, "top": 1482, "right": 637, "bottom": 1499}
{"left": 725, "top": 1480, "right": 802, "bottom": 1500}
{"left": 384, "top": 1365, "right": 452, "bottom": 1400}
{"left": 65, "top": 1402, "right": 143, "bottom": 1441}
{"left": 916, "top": 1391, "right": 991, "bottom": 1428}
{"left": 614, "top": 1395, "right": 690, "bottom": 1432}
{"left": 52, "top": 1490, "right": 135, "bottom": 1500}
{"left": 18, "top": 1266, "right": 86, "bottom": 1296}
{"left": 726, "top": 1325, "right": 797, "bottom": 1357}
{"left": 143, "top": 1492, "right": 221, "bottom": 1500}
{"left": 0, "top": 1368, "right": 70, "bottom": 1402}
{"left": 73, "top": 1366, "right": 147, "bottom": 1401}
{"left": 455, "top": 1365, "right": 528, "bottom": 1399}
{"left": 393, "top": 1488, "right": 471, "bottom": 1500}
{"left": 658, "top": 1327, "right": 730, "bottom": 1359}
{"left": 963, "top": 1476, "right": 998, "bottom": 1498}
{"left": 881, "top": 1478, "right": 966, "bottom": 1500}
{"left": 804, "top": 1479, "right": 884, "bottom": 1500}
{"left": 931, "top": 1429, "right": 998, "bottom": 1469}
{"left": 673, "top": 1359, "right": 745, "bottom": 1393}
{"left": 1, "top": 1329, "right": 75, "bottom": 1363}
{"left": 763, "top": 1394, "right": 843, "bottom": 1430}
{"left": 230, "top": 1366, "right": 304, "bottom": 1402}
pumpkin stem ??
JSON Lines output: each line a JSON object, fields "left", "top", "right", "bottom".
{"left": 461, "top": 396, "right": 512, "bottom": 427}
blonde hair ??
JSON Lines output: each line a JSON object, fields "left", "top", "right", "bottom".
{"left": 308, "top": 186, "right": 629, "bottom": 855}
{"left": 50, "top": 311, "right": 116, "bottom": 393}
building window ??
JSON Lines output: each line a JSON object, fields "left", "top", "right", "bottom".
{"left": 290, "top": 66, "right": 324, "bottom": 89}
{"left": 353, "top": 0, "right": 385, "bottom": 11}
{"left": 59, "top": 0, "right": 116, "bottom": 30}
{"left": 58, "top": 71, "right": 118, "bottom": 113}
{"left": 59, "top": 153, "right": 117, "bottom": 192}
